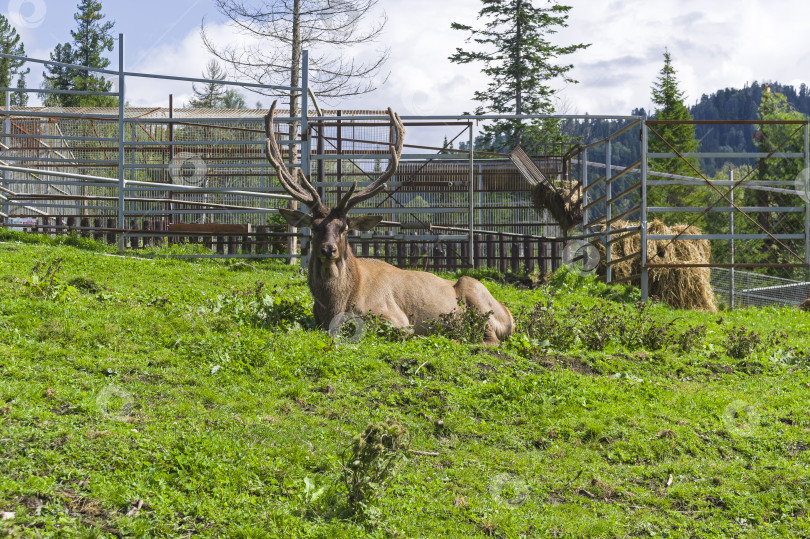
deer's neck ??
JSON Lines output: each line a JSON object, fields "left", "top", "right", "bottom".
{"left": 308, "top": 246, "right": 359, "bottom": 326}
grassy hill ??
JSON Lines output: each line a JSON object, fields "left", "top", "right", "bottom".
{"left": 1, "top": 233, "right": 809, "bottom": 537}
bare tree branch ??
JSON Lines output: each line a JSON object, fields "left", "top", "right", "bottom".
{"left": 202, "top": 0, "right": 390, "bottom": 101}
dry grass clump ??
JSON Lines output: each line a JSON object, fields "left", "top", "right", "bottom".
{"left": 531, "top": 180, "right": 582, "bottom": 234}
{"left": 598, "top": 219, "right": 716, "bottom": 311}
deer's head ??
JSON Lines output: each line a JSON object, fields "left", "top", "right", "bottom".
{"left": 264, "top": 101, "right": 405, "bottom": 263}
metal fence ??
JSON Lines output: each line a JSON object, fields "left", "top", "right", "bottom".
{"left": 1, "top": 33, "right": 637, "bottom": 271}
{"left": 5, "top": 35, "right": 808, "bottom": 306}
{"left": 570, "top": 117, "right": 810, "bottom": 305}
{"left": 711, "top": 268, "right": 810, "bottom": 308}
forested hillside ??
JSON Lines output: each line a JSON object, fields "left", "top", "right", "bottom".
{"left": 690, "top": 81, "right": 810, "bottom": 156}
{"left": 525, "top": 81, "right": 810, "bottom": 174}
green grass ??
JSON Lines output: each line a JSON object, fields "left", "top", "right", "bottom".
{"left": 1, "top": 235, "right": 810, "bottom": 537}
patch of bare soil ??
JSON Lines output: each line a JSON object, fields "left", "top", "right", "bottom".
{"left": 534, "top": 354, "right": 595, "bottom": 375}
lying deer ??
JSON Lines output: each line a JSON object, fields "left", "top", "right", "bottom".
{"left": 264, "top": 102, "right": 513, "bottom": 345}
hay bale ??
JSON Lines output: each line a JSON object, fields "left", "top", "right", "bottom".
{"left": 531, "top": 180, "right": 582, "bottom": 233}
{"left": 597, "top": 219, "right": 716, "bottom": 311}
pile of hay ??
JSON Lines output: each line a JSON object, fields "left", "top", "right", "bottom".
{"left": 598, "top": 219, "right": 716, "bottom": 311}
{"left": 531, "top": 180, "right": 582, "bottom": 234}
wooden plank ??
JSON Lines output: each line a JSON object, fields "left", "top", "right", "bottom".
{"left": 524, "top": 236, "right": 534, "bottom": 273}
{"left": 396, "top": 240, "right": 405, "bottom": 267}
{"left": 168, "top": 223, "right": 251, "bottom": 234}
{"left": 106, "top": 218, "right": 115, "bottom": 244}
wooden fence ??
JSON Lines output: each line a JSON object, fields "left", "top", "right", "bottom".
{"left": 347, "top": 232, "right": 561, "bottom": 273}
{"left": 3, "top": 217, "right": 563, "bottom": 272}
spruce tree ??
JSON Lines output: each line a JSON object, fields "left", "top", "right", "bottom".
{"left": 42, "top": 43, "right": 77, "bottom": 106}
{"left": 648, "top": 50, "right": 698, "bottom": 175}
{"left": 449, "top": 0, "right": 589, "bottom": 151}
{"left": 12, "top": 70, "right": 28, "bottom": 106}
{"left": 42, "top": 0, "right": 116, "bottom": 107}
{"left": 647, "top": 50, "right": 700, "bottom": 218}
{"left": 188, "top": 61, "right": 247, "bottom": 109}
{"left": 189, "top": 60, "right": 226, "bottom": 108}
{"left": 0, "top": 14, "right": 27, "bottom": 107}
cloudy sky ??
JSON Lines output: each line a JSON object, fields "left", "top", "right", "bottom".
{"left": 6, "top": 0, "right": 809, "bottom": 117}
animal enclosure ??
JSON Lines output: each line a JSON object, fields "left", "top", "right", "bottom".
{"left": 2, "top": 38, "right": 809, "bottom": 307}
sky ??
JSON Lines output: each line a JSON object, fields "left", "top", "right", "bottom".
{"left": 5, "top": 0, "right": 810, "bottom": 118}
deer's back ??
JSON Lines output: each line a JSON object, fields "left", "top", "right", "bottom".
{"left": 349, "top": 258, "right": 459, "bottom": 325}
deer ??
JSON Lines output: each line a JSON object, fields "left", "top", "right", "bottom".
{"left": 264, "top": 101, "right": 513, "bottom": 345}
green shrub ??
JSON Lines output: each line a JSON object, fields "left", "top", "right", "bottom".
{"left": 23, "top": 258, "right": 77, "bottom": 302}
{"left": 423, "top": 302, "right": 492, "bottom": 344}
{"left": 517, "top": 299, "right": 581, "bottom": 350}
{"left": 724, "top": 327, "right": 762, "bottom": 359}
{"left": 676, "top": 324, "right": 707, "bottom": 353}
{"left": 210, "top": 281, "right": 315, "bottom": 331}
{"left": 339, "top": 419, "right": 410, "bottom": 517}
{"left": 620, "top": 302, "right": 677, "bottom": 351}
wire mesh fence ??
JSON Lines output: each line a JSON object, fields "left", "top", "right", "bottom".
{"left": 711, "top": 268, "right": 810, "bottom": 308}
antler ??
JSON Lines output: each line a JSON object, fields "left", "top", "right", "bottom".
{"left": 264, "top": 101, "right": 328, "bottom": 217}
{"left": 335, "top": 107, "right": 406, "bottom": 213}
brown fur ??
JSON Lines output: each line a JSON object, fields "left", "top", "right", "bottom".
{"left": 282, "top": 208, "right": 514, "bottom": 345}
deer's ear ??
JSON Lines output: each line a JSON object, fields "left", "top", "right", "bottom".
{"left": 348, "top": 215, "right": 383, "bottom": 232}
{"left": 278, "top": 208, "right": 312, "bottom": 228}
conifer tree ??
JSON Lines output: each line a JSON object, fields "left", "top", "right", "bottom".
{"left": 188, "top": 61, "right": 247, "bottom": 109}
{"left": 189, "top": 60, "right": 227, "bottom": 108}
{"left": 647, "top": 50, "right": 700, "bottom": 217}
{"left": 648, "top": 50, "right": 698, "bottom": 175}
{"left": 449, "top": 0, "right": 589, "bottom": 150}
{"left": 0, "top": 14, "right": 27, "bottom": 107}
{"left": 42, "top": 0, "right": 116, "bottom": 107}
{"left": 41, "top": 44, "right": 76, "bottom": 105}
{"left": 12, "top": 70, "right": 28, "bottom": 106}
{"left": 221, "top": 89, "right": 246, "bottom": 109}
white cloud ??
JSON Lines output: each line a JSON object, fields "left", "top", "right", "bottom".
{"left": 559, "top": 0, "right": 810, "bottom": 113}
{"left": 15, "top": 0, "right": 810, "bottom": 120}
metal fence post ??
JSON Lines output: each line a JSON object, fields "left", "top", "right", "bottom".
{"left": 581, "top": 147, "right": 588, "bottom": 232}
{"left": 640, "top": 121, "right": 649, "bottom": 301}
{"left": 1, "top": 89, "right": 8, "bottom": 220}
{"left": 300, "top": 50, "right": 310, "bottom": 269}
{"left": 605, "top": 140, "right": 612, "bottom": 283}
{"left": 729, "top": 169, "right": 735, "bottom": 309}
{"left": 117, "top": 33, "right": 125, "bottom": 254}
{"left": 468, "top": 121, "right": 474, "bottom": 266}
{"left": 805, "top": 122, "right": 809, "bottom": 282}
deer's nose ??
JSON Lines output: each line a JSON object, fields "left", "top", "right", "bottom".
{"left": 320, "top": 245, "right": 337, "bottom": 258}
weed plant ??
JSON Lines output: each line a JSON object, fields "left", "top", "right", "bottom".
{"left": 724, "top": 326, "right": 763, "bottom": 359}
{"left": 422, "top": 302, "right": 492, "bottom": 344}
{"left": 339, "top": 419, "right": 410, "bottom": 518}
